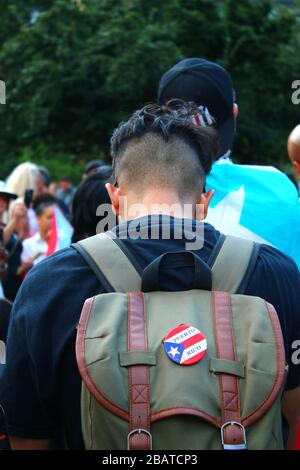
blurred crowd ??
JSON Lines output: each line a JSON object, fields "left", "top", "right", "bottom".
{"left": 0, "top": 160, "right": 112, "bottom": 302}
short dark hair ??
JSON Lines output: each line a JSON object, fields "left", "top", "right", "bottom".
{"left": 110, "top": 100, "right": 219, "bottom": 199}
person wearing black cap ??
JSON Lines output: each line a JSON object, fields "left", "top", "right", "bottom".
{"left": 158, "top": 58, "right": 300, "bottom": 268}
{"left": 158, "top": 58, "right": 236, "bottom": 160}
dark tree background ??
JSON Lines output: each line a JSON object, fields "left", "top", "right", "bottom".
{"left": 0, "top": 0, "right": 300, "bottom": 181}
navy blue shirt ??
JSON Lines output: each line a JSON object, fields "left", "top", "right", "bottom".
{"left": 0, "top": 216, "right": 299, "bottom": 449}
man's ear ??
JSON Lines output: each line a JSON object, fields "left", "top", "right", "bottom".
{"left": 233, "top": 103, "right": 239, "bottom": 119}
{"left": 196, "top": 189, "right": 215, "bottom": 220}
{"left": 293, "top": 160, "right": 300, "bottom": 180}
{"left": 105, "top": 183, "right": 121, "bottom": 216}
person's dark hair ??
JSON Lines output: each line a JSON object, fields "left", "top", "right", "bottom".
{"left": 32, "top": 192, "right": 57, "bottom": 217}
{"left": 71, "top": 170, "right": 112, "bottom": 243}
{"left": 110, "top": 100, "right": 219, "bottom": 199}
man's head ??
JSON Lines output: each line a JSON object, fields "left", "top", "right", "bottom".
{"left": 287, "top": 125, "right": 300, "bottom": 180}
{"left": 158, "top": 58, "right": 237, "bottom": 159}
{"left": 107, "top": 100, "right": 219, "bottom": 221}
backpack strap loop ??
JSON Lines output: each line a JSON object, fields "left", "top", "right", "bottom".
{"left": 209, "top": 358, "right": 245, "bottom": 379}
{"left": 142, "top": 251, "right": 212, "bottom": 292}
{"left": 72, "top": 232, "right": 142, "bottom": 292}
{"left": 211, "top": 235, "right": 259, "bottom": 294}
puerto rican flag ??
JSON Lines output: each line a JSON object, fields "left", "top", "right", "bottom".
{"left": 46, "top": 207, "right": 73, "bottom": 256}
{"left": 163, "top": 324, "right": 207, "bottom": 366}
{"left": 206, "top": 161, "right": 300, "bottom": 268}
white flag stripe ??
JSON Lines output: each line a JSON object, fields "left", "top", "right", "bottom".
{"left": 180, "top": 339, "right": 207, "bottom": 363}
{"left": 166, "top": 326, "right": 200, "bottom": 344}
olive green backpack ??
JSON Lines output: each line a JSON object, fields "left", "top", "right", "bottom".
{"left": 73, "top": 232, "right": 286, "bottom": 450}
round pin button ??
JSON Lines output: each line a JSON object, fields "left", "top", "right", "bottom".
{"left": 163, "top": 324, "right": 207, "bottom": 366}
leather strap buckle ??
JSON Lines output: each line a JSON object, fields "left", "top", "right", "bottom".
{"left": 221, "top": 421, "right": 247, "bottom": 450}
{"left": 127, "top": 429, "right": 152, "bottom": 450}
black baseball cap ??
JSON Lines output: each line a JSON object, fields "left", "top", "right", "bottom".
{"left": 158, "top": 58, "right": 236, "bottom": 158}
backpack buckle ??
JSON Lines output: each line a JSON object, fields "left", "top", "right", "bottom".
{"left": 127, "top": 429, "right": 152, "bottom": 450}
{"left": 221, "top": 422, "right": 247, "bottom": 450}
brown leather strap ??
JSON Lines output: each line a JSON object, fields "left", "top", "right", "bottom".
{"left": 127, "top": 292, "right": 152, "bottom": 450}
{"left": 212, "top": 291, "right": 246, "bottom": 449}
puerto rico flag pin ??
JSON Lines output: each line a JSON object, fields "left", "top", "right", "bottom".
{"left": 163, "top": 324, "right": 207, "bottom": 366}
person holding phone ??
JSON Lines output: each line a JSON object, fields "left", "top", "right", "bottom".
{"left": 2, "top": 202, "right": 31, "bottom": 301}
{"left": 0, "top": 182, "right": 26, "bottom": 300}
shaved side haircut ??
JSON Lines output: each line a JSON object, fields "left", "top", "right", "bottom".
{"left": 110, "top": 100, "right": 219, "bottom": 200}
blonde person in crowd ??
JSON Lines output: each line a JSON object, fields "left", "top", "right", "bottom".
{"left": 6, "top": 162, "right": 41, "bottom": 237}
{"left": 6, "top": 162, "right": 40, "bottom": 199}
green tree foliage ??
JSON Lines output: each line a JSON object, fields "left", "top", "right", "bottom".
{"left": 0, "top": 0, "right": 299, "bottom": 181}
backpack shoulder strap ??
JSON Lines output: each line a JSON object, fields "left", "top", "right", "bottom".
{"left": 73, "top": 232, "right": 259, "bottom": 294}
{"left": 211, "top": 235, "right": 260, "bottom": 294}
{"left": 72, "top": 232, "right": 142, "bottom": 292}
